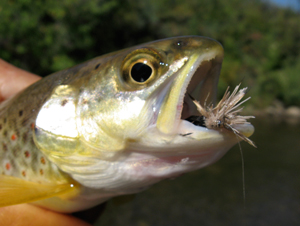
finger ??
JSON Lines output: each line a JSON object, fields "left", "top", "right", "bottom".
{"left": 0, "top": 204, "right": 91, "bottom": 226}
{"left": 0, "top": 59, "right": 41, "bottom": 101}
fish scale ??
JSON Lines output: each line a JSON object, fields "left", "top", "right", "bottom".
{"left": 0, "top": 93, "right": 68, "bottom": 183}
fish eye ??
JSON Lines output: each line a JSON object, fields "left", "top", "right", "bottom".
{"left": 121, "top": 48, "right": 166, "bottom": 90}
{"left": 130, "top": 62, "right": 153, "bottom": 83}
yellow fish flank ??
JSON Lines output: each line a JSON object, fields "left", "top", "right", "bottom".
{"left": 0, "top": 36, "right": 254, "bottom": 212}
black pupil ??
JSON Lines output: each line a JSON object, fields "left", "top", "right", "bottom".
{"left": 131, "top": 62, "right": 152, "bottom": 83}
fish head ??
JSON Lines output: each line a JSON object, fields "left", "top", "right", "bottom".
{"left": 78, "top": 36, "right": 225, "bottom": 149}
{"left": 34, "top": 36, "right": 254, "bottom": 193}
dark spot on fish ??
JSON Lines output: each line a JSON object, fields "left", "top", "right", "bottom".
{"left": 19, "top": 110, "right": 23, "bottom": 117}
{"left": 0, "top": 124, "right": 2, "bottom": 130}
{"left": 22, "top": 170, "right": 26, "bottom": 177}
{"left": 3, "top": 130, "right": 7, "bottom": 137}
{"left": 163, "top": 49, "right": 173, "bottom": 57}
{"left": 177, "top": 40, "right": 184, "bottom": 46}
{"left": 3, "top": 118, "right": 7, "bottom": 124}
{"left": 2, "top": 142, "right": 7, "bottom": 151}
{"left": 95, "top": 63, "right": 101, "bottom": 69}
{"left": 61, "top": 99, "right": 68, "bottom": 106}
{"left": 24, "top": 151, "right": 30, "bottom": 158}
{"left": 40, "top": 157, "right": 46, "bottom": 165}
{"left": 22, "top": 132, "right": 28, "bottom": 143}
{"left": 180, "top": 133, "right": 193, "bottom": 137}
{"left": 173, "top": 40, "right": 188, "bottom": 49}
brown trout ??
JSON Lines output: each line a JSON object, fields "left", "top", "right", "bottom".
{"left": 0, "top": 36, "right": 254, "bottom": 212}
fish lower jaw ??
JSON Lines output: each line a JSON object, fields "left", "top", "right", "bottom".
{"left": 121, "top": 122, "right": 242, "bottom": 180}
{"left": 98, "top": 149, "right": 230, "bottom": 191}
{"left": 231, "top": 123, "right": 255, "bottom": 137}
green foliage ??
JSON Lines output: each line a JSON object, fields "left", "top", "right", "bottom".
{"left": 0, "top": 0, "right": 299, "bottom": 107}
{"left": 271, "top": 57, "right": 300, "bottom": 107}
{"left": 0, "top": 0, "right": 119, "bottom": 74}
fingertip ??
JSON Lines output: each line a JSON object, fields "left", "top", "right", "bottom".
{"left": 0, "top": 59, "right": 41, "bottom": 100}
{"left": 0, "top": 204, "right": 92, "bottom": 226}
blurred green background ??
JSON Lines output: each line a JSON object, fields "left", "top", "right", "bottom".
{"left": 0, "top": 0, "right": 300, "bottom": 109}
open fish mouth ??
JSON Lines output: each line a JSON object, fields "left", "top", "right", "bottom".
{"left": 179, "top": 59, "right": 255, "bottom": 143}
{"left": 181, "top": 58, "right": 222, "bottom": 123}
{"left": 154, "top": 37, "right": 255, "bottom": 148}
{"left": 155, "top": 37, "right": 224, "bottom": 134}
{"left": 180, "top": 66, "right": 255, "bottom": 147}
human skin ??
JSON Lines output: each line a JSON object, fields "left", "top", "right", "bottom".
{"left": 0, "top": 59, "right": 91, "bottom": 226}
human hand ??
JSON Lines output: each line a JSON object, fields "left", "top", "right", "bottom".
{"left": 0, "top": 59, "right": 91, "bottom": 226}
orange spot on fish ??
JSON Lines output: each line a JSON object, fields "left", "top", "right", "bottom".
{"left": 40, "top": 157, "right": 46, "bottom": 165}
{"left": 5, "top": 163, "right": 10, "bottom": 170}
{"left": 11, "top": 134, "right": 17, "bottom": 141}
{"left": 22, "top": 171, "right": 26, "bottom": 177}
{"left": 40, "top": 169, "right": 44, "bottom": 175}
{"left": 24, "top": 151, "right": 30, "bottom": 158}
{"left": 31, "top": 123, "right": 35, "bottom": 129}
